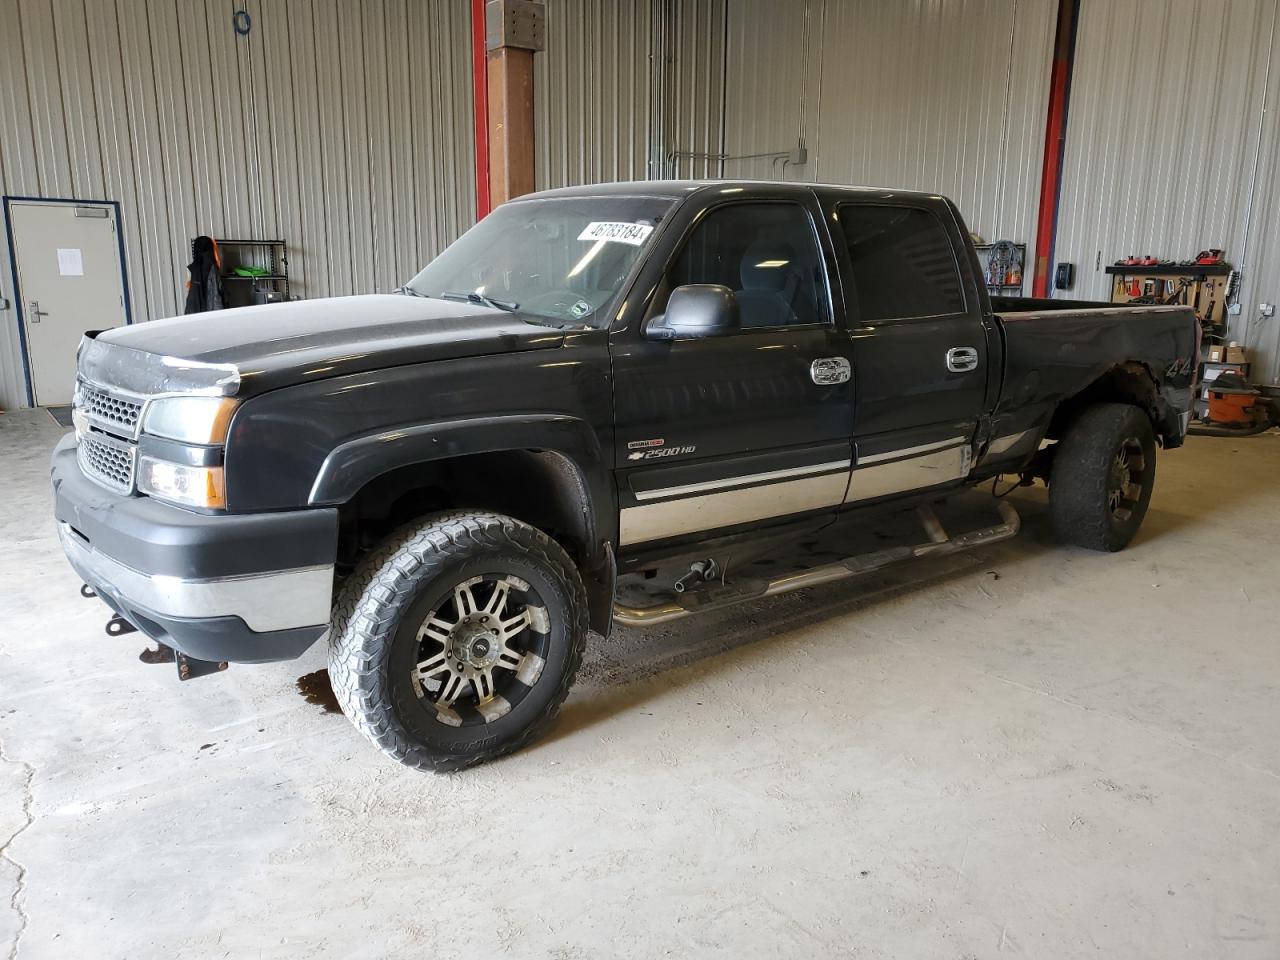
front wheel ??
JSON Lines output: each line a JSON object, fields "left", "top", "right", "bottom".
{"left": 1049, "top": 402, "right": 1157, "bottom": 552}
{"left": 328, "top": 511, "right": 588, "bottom": 771}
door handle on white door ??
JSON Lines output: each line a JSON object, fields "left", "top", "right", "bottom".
{"left": 28, "top": 300, "right": 49, "bottom": 323}
{"left": 946, "top": 346, "right": 979, "bottom": 373}
{"left": 810, "top": 357, "right": 851, "bottom": 385}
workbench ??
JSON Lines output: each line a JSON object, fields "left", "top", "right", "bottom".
{"left": 1105, "top": 264, "right": 1231, "bottom": 331}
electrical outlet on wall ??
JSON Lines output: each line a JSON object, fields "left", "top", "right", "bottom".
{"left": 0, "top": 297, "right": 9, "bottom": 310}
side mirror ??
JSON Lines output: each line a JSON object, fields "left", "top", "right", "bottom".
{"left": 647, "top": 284, "right": 741, "bottom": 340}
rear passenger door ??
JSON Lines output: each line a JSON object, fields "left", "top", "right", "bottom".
{"left": 826, "top": 197, "right": 993, "bottom": 504}
{"left": 609, "top": 194, "right": 856, "bottom": 552}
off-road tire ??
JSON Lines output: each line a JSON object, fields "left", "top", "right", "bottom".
{"left": 1049, "top": 402, "right": 1157, "bottom": 552}
{"left": 328, "top": 511, "right": 588, "bottom": 771}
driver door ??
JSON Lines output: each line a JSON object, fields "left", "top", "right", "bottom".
{"left": 609, "top": 194, "right": 856, "bottom": 552}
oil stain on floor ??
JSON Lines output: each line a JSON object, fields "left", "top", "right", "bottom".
{"left": 295, "top": 669, "right": 343, "bottom": 714}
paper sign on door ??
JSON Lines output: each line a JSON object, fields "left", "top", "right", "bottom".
{"left": 57, "top": 248, "right": 84, "bottom": 276}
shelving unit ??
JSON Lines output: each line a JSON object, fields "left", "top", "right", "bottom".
{"left": 1105, "top": 263, "right": 1231, "bottom": 331}
{"left": 215, "top": 238, "right": 290, "bottom": 306}
{"left": 973, "top": 242, "right": 1027, "bottom": 295}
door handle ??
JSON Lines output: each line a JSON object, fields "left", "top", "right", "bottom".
{"left": 810, "top": 357, "right": 851, "bottom": 385}
{"left": 28, "top": 300, "right": 48, "bottom": 323}
{"left": 946, "top": 346, "right": 979, "bottom": 373}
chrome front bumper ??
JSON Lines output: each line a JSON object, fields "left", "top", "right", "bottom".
{"left": 57, "top": 522, "right": 333, "bottom": 633}
{"left": 52, "top": 435, "right": 338, "bottom": 663}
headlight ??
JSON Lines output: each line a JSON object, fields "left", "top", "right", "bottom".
{"left": 71, "top": 406, "right": 89, "bottom": 441}
{"left": 143, "top": 396, "right": 238, "bottom": 444}
{"left": 137, "top": 457, "right": 226, "bottom": 509}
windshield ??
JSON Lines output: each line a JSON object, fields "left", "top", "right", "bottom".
{"left": 404, "top": 196, "right": 674, "bottom": 327}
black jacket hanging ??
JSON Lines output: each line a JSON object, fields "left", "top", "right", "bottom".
{"left": 184, "top": 236, "right": 226, "bottom": 313}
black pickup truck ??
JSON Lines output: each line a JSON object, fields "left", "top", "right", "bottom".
{"left": 53, "top": 181, "right": 1197, "bottom": 770}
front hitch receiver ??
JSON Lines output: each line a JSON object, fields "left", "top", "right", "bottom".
{"left": 176, "top": 652, "right": 229, "bottom": 682}
{"left": 106, "top": 614, "right": 138, "bottom": 637}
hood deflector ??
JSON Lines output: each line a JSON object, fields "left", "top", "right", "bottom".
{"left": 78, "top": 334, "right": 240, "bottom": 398}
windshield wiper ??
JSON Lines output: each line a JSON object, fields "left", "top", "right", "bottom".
{"left": 438, "top": 290, "right": 519, "bottom": 312}
{"left": 398, "top": 284, "right": 426, "bottom": 297}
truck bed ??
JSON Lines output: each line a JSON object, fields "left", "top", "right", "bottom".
{"left": 983, "top": 295, "right": 1198, "bottom": 462}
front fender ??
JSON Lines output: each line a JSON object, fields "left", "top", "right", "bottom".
{"left": 308, "top": 412, "right": 608, "bottom": 510}
{"left": 309, "top": 412, "right": 617, "bottom": 635}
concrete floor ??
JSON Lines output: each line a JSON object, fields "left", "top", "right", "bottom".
{"left": 2, "top": 408, "right": 1278, "bottom": 959}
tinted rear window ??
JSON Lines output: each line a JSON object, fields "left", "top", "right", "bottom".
{"left": 837, "top": 205, "right": 965, "bottom": 321}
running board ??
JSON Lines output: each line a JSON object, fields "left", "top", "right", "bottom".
{"left": 613, "top": 501, "right": 1020, "bottom": 627}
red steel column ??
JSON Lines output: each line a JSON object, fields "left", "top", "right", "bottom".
{"left": 1032, "top": 0, "right": 1080, "bottom": 298}
{"left": 471, "top": 0, "right": 491, "bottom": 220}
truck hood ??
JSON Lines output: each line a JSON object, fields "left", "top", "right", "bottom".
{"left": 84, "top": 295, "right": 567, "bottom": 397}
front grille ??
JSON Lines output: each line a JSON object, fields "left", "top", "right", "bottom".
{"left": 79, "top": 384, "right": 143, "bottom": 435}
{"left": 77, "top": 431, "right": 136, "bottom": 494}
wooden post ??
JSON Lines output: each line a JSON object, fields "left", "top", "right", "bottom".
{"left": 485, "top": 0, "right": 545, "bottom": 208}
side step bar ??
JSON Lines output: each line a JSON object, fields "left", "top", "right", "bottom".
{"left": 613, "top": 501, "right": 1020, "bottom": 627}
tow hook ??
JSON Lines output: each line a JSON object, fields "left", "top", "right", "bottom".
{"left": 80, "top": 583, "right": 97, "bottom": 599}
{"left": 674, "top": 559, "right": 720, "bottom": 594}
{"left": 136, "top": 640, "right": 228, "bottom": 681}
{"left": 105, "top": 614, "right": 138, "bottom": 637}
{"left": 176, "top": 652, "right": 229, "bottom": 681}
{"left": 139, "top": 642, "right": 176, "bottom": 665}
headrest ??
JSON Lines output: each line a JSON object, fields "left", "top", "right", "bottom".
{"left": 740, "top": 240, "right": 797, "bottom": 292}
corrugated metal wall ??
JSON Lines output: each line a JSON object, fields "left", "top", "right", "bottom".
{"left": 717, "top": 0, "right": 1058, "bottom": 272}
{"left": 1055, "top": 0, "right": 1280, "bottom": 382}
{"left": 535, "top": 0, "right": 726, "bottom": 188}
{"left": 537, "top": 0, "right": 1056, "bottom": 264}
{"left": 535, "top": 0, "right": 654, "bottom": 189}
{"left": 0, "top": 0, "right": 474, "bottom": 409}
{"left": 15, "top": 0, "right": 1280, "bottom": 402}
{"left": 1241, "top": 3, "right": 1280, "bottom": 382}
{"left": 653, "top": 0, "right": 727, "bottom": 179}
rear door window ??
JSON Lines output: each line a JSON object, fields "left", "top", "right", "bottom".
{"left": 836, "top": 204, "right": 965, "bottom": 321}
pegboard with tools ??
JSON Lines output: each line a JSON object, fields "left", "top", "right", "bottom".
{"left": 1105, "top": 262, "right": 1234, "bottom": 332}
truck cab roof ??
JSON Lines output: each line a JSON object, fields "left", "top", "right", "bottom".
{"left": 524, "top": 179, "right": 951, "bottom": 206}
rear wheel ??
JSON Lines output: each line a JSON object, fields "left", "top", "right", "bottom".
{"left": 328, "top": 511, "right": 587, "bottom": 771}
{"left": 1049, "top": 402, "right": 1157, "bottom": 552}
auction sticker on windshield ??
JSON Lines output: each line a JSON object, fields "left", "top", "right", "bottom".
{"left": 577, "top": 221, "right": 654, "bottom": 245}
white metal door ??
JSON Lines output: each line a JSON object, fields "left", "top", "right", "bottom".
{"left": 9, "top": 200, "right": 127, "bottom": 405}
